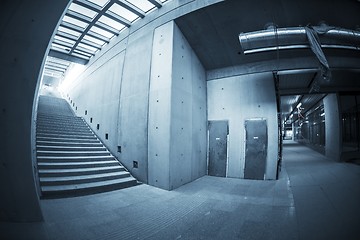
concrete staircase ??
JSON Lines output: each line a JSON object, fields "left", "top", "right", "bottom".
{"left": 36, "top": 95, "right": 137, "bottom": 198}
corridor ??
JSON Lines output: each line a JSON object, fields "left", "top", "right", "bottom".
{"left": 1, "top": 141, "right": 359, "bottom": 240}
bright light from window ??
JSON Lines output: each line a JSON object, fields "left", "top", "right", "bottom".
{"left": 90, "top": 26, "right": 114, "bottom": 38}
{"left": 98, "top": 15, "right": 125, "bottom": 31}
{"left": 87, "top": 0, "right": 109, "bottom": 7}
{"left": 68, "top": 3, "right": 98, "bottom": 19}
{"left": 109, "top": 4, "right": 139, "bottom": 22}
{"left": 58, "top": 63, "right": 86, "bottom": 95}
{"left": 126, "top": 0, "right": 155, "bottom": 12}
{"left": 62, "top": 15, "right": 88, "bottom": 29}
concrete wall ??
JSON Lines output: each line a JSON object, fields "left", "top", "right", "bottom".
{"left": 0, "top": 0, "right": 70, "bottom": 221}
{"left": 61, "top": 0, "right": 221, "bottom": 186}
{"left": 324, "top": 93, "right": 341, "bottom": 161}
{"left": 207, "top": 72, "right": 278, "bottom": 180}
{"left": 148, "top": 21, "right": 207, "bottom": 190}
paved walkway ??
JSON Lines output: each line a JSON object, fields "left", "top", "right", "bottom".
{"left": 1, "top": 141, "right": 360, "bottom": 239}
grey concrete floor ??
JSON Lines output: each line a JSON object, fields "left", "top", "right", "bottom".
{"left": 1, "top": 141, "right": 360, "bottom": 240}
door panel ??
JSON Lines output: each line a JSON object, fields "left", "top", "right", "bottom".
{"left": 208, "top": 121, "right": 228, "bottom": 177}
{"left": 244, "top": 119, "right": 267, "bottom": 180}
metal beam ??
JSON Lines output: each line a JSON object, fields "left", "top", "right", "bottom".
{"left": 95, "top": 21, "right": 120, "bottom": 35}
{"left": 115, "top": 0, "right": 145, "bottom": 18}
{"left": 72, "top": 0, "right": 102, "bottom": 12}
{"left": 48, "top": 49, "right": 89, "bottom": 65}
{"left": 65, "top": 10, "right": 92, "bottom": 24}
{"left": 56, "top": 31, "right": 78, "bottom": 42}
{"left": 148, "top": 0, "right": 162, "bottom": 8}
{"left": 104, "top": 10, "right": 131, "bottom": 27}
{"left": 45, "top": 66, "right": 66, "bottom": 73}
{"left": 87, "top": 30, "right": 110, "bottom": 43}
{"left": 69, "top": 0, "right": 117, "bottom": 55}
{"left": 81, "top": 38, "right": 102, "bottom": 49}
{"left": 60, "top": 22, "right": 85, "bottom": 34}
{"left": 53, "top": 39, "right": 74, "bottom": 49}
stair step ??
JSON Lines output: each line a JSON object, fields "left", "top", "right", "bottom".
{"left": 38, "top": 160, "right": 119, "bottom": 169}
{"left": 37, "top": 150, "right": 110, "bottom": 157}
{"left": 36, "top": 140, "right": 103, "bottom": 147}
{"left": 37, "top": 133, "right": 96, "bottom": 139}
{"left": 40, "top": 171, "right": 131, "bottom": 186}
{"left": 37, "top": 130, "right": 94, "bottom": 136}
{"left": 40, "top": 177, "right": 137, "bottom": 198}
{"left": 38, "top": 165, "right": 125, "bottom": 177}
{"left": 36, "top": 136, "right": 99, "bottom": 143}
{"left": 37, "top": 124, "right": 90, "bottom": 130}
{"left": 37, "top": 145, "right": 105, "bottom": 151}
{"left": 36, "top": 95, "right": 138, "bottom": 197}
{"left": 37, "top": 155, "right": 116, "bottom": 162}
{"left": 36, "top": 120, "right": 86, "bottom": 126}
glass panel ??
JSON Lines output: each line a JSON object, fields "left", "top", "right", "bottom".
{"left": 87, "top": 0, "right": 109, "bottom": 7}
{"left": 108, "top": 3, "right": 138, "bottom": 22}
{"left": 83, "top": 35, "right": 106, "bottom": 46}
{"left": 78, "top": 43, "right": 98, "bottom": 52}
{"left": 51, "top": 43, "right": 71, "bottom": 52}
{"left": 54, "top": 35, "right": 76, "bottom": 45}
{"left": 58, "top": 26, "right": 81, "bottom": 38}
{"left": 126, "top": 0, "right": 155, "bottom": 12}
{"left": 68, "top": 2, "right": 98, "bottom": 19}
{"left": 73, "top": 50, "right": 92, "bottom": 58}
{"left": 62, "top": 15, "right": 88, "bottom": 29}
{"left": 98, "top": 15, "right": 125, "bottom": 31}
{"left": 90, "top": 26, "right": 114, "bottom": 38}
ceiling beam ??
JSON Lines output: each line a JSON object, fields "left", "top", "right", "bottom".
{"left": 115, "top": 0, "right": 145, "bottom": 18}
{"left": 48, "top": 49, "right": 89, "bottom": 65}
{"left": 148, "top": 0, "right": 162, "bottom": 8}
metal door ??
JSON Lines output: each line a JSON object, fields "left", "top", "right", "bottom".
{"left": 244, "top": 119, "right": 267, "bottom": 180}
{"left": 208, "top": 121, "right": 228, "bottom": 177}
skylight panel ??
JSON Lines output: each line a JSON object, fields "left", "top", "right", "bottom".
{"left": 68, "top": 2, "right": 98, "bottom": 19}
{"left": 87, "top": 0, "right": 109, "bottom": 7}
{"left": 62, "top": 15, "right": 88, "bottom": 29}
{"left": 54, "top": 35, "right": 76, "bottom": 45}
{"left": 58, "top": 26, "right": 81, "bottom": 38}
{"left": 83, "top": 35, "right": 106, "bottom": 46}
{"left": 90, "top": 26, "right": 114, "bottom": 38}
{"left": 126, "top": 0, "right": 155, "bottom": 12}
{"left": 73, "top": 49, "right": 93, "bottom": 58}
{"left": 78, "top": 43, "right": 98, "bottom": 52}
{"left": 108, "top": 3, "right": 139, "bottom": 22}
{"left": 98, "top": 15, "right": 125, "bottom": 31}
{"left": 51, "top": 43, "right": 71, "bottom": 52}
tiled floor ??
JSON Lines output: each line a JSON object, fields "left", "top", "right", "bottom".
{"left": 1, "top": 141, "right": 360, "bottom": 239}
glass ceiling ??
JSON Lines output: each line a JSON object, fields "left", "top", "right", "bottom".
{"left": 44, "top": 0, "right": 170, "bottom": 78}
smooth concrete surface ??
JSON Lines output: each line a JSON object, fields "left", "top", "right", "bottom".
{"left": 323, "top": 94, "right": 341, "bottom": 161}
{"left": 65, "top": 51, "right": 126, "bottom": 168}
{"left": 61, "top": 0, "right": 222, "bottom": 187}
{"left": 148, "top": 21, "right": 207, "bottom": 190}
{"left": 0, "top": 0, "right": 70, "bottom": 221}
{"left": 207, "top": 72, "right": 278, "bottom": 179}
{"left": 1, "top": 141, "right": 359, "bottom": 239}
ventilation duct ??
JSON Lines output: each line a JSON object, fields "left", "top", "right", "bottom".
{"left": 239, "top": 26, "right": 360, "bottom": 54}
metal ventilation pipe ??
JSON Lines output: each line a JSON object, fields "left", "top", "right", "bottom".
{"left": 239, "top": 25, "right": 360, "bottom": 54}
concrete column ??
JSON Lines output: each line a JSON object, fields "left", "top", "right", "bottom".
{"left": 324, "top": 93, "right": 341, "bottom": 161}
{"left": 0, "top": 0, "right": 70, "bottom": 221}
{"left": 148, "top": 21, "right": 207, "bottom": 190}
{"left": 292, "top": 123, "right": 296, "bottom": 141}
